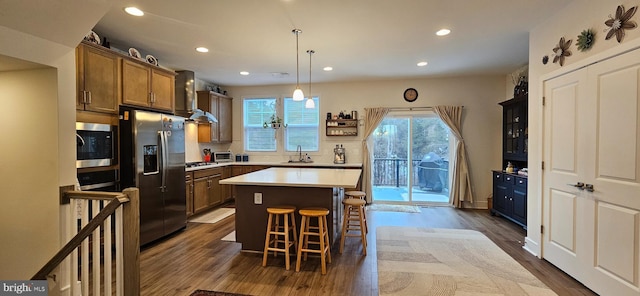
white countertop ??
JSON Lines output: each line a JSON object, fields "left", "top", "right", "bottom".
{"left": 219, "top": 167, "right": 362, "bottom": 189}
{"left": 185, "top": 161, "right": 362, "bottom": 172}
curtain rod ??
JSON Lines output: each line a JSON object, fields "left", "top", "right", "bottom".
{"left": 387, "top": 106, "right": 464, "bottom": 111}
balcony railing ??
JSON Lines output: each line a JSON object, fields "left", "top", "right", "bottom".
{"left": 373, "top": 157, "right": 449, "bottom": 191}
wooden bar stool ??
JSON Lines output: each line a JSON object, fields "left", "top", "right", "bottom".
{"left": 262, "top": 206, "right": 298, "bottom": 270}
{"left": 345, "top": 190, "right": 368, "bottom": 234}
{"left": 339, "top": 198, "right": 367, "bottom": 255}
{"left": 345, "top": 190, "right": 366, "bottom": 200}
{"left": 296, "top": 207, "right": 331, "bottom": 275}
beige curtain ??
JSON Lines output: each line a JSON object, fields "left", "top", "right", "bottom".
{"left": 433, "top": 106, "right": 473, "bottom": 208}
{"left": 361, "top": 107, "right": 390, "bottom": 203}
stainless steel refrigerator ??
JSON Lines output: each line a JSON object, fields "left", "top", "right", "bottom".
{"left": 119, "top": 106, "right": 186, "bottom": 246}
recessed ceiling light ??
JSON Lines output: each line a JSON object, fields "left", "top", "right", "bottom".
{"left": 417, "top": 62, "right": 428, "bottom": 67}
{"left": 124, "top": 7, "right": 144, "bottom": 16}
{"left": 436, "top": 29, "right": 451, "bottom": 36}
{"left": 323, "top": 66, "right": 333, "bottom": 71}
{"left": 195, "top": 47, "right": 209, "bottom": 53}
{"left": 240, "top": 71, "right": 250, "bottom": 76}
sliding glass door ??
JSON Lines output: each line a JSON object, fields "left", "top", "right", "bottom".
{"left": 371, "top": 111, "right": 451, "bottom": 205}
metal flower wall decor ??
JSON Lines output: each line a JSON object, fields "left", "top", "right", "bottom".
{"left": 552, "top": 37, "right": 572, "bottom": 66}
{"left": 605, "top": 5, "right": 638, "bottom": 43}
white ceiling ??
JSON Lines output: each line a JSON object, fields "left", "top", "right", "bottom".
{"left": 2, "top": 0, "right": 573, "bottom": 85}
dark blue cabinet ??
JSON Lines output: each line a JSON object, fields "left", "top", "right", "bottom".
{"left": 491, "top": 171, "right": 527, "bottom": 228}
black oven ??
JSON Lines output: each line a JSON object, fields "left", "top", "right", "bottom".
{"left": 76, "top": 122, "right": 117, "bottom": 168}
{"left": 77, "top": 169, "right": 119, "bottom": 192}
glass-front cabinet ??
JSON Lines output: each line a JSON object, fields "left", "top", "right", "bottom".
{"left": 499, "top": 96, "right": 528, "bottom": 166}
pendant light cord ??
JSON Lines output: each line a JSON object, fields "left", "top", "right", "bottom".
{"left": 308, "top": 50, "right": 314, "bottom": 96}
{"left": 293, "top": 29, "right": 302, "bottom": 88}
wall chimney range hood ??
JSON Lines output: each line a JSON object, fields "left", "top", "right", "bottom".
{"left": 175, "top": 70, "right": 218, "bottom": 123}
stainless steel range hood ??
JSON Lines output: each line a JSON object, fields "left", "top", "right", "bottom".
{"left": 175, "top": 70, "right": 218, "bottom": 123}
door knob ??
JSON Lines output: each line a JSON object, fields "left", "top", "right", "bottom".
{"left": 584, "top": 184, "right": 594, "bottom": 192}
{"left": 569, "top": 182, "right": 585, "bottom": 189}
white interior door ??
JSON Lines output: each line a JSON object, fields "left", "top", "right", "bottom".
{"left": 542, "top": 67, "right": 590, "bottom": 280}
{"left": 542, "top": 48, "right": 640, "bottom": 296}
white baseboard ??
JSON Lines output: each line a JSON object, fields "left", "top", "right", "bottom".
{"left": 523, "top": 236, "right": 540, "bottom": 257}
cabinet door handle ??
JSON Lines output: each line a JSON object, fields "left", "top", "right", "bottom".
{"left": 506, "top": 177, "right": 511, "bottom": 181}
{"left": 81, "top": 91, "right": 87, "bottom": 104}
{"left": 87, "top": 91, "right": 92, "bottom": 104}
{"left": 518, "top": 180, "right": 524, "bottom": 184}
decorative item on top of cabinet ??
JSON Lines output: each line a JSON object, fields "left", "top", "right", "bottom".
{"left": 196, "top": 91, "right": 233, "bottom": 143}
{"left": 121, "top": 58, "right": 175, "bottom": 112}
{"left": 326, "top": 119, "right": 358, "bottom": 136}
{"left": 76, "top": 41, "right": 120, "bottom": 114}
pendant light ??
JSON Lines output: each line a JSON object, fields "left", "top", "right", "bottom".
{"left": 305, "top": 49, "right": 316, "bottom": 109}
{"left": 292, "top": 29, "right": 304, "bottom": 101}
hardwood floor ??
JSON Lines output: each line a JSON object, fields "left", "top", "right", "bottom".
{"left": 140, "top": 205, "right": 597, "bottom": 296}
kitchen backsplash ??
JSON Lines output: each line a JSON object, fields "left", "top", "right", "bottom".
{"left": 186, "top": 120, "right": 361, "bottom": 163}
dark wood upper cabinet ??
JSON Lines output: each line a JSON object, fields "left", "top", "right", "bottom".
{"left": 197, "top": 91, "right": 233, "bottom": 143}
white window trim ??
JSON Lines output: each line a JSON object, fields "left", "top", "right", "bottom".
{"left": 241, "top": 95, "right": 320, "bottom": 155}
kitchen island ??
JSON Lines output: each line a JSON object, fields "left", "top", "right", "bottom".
{"left": 219, "top": 167, "right": 362, "bottom": 252}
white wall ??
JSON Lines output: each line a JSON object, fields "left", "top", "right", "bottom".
{"left": 526, "top": 0, "right": 640, "bottom": 255}
{"left": 227, "top": 75, "right": 505, "bottom": 208}
{"left": 0, "top": 26, "right": 78, "bottom": 279}
{"left": 0, "top": 67, "right": 60, "bottom": 279}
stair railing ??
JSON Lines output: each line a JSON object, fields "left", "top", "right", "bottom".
{"left": 32, "top": 187, "right": 140, "bottom": 296}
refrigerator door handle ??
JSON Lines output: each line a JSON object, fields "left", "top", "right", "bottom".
{"left": 159, "top": 130, "right": 169, "bottom": 192}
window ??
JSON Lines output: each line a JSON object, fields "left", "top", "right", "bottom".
{"left": 284, "top": 97, "right": 319, "bottom": 152}
{"left": 243, "top": 96, "right": 320, "bottom": 152}
{"left": 243, "top": 98, "right": 277, "bottom": 151}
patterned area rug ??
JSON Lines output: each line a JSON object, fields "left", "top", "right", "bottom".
{"left": 367, "top": 204, "right": 421, "bottom": 213}
{"left": 377, "top": 227, "right": 557, "bottom": 295}
{"left": 190, "top": 290, "right": 251, "bottom": 296}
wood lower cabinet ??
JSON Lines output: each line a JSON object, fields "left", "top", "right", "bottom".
{"left": 491, "top": 171, "right": 527, "bottom": 228}
{"left": 76, "top": 42, "right": 120, "bottom": 114}
{"left": 191, "top": 167, "right": 223, "bottom": 216}
{"left": 122, "top": 59, "right": 175, "bottom": 112}
{"left": 193, "top": 174, "right": 209, "bottom": 214}
{"left": 222, "top": 166, "right": 233, "bottom": 202}
{"left": 185, "top": 172, "right": 194, "bottom": 216}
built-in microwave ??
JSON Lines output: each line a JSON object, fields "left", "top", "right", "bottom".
{"left": 76, "top": 122, "right": 117, "bottom": 168}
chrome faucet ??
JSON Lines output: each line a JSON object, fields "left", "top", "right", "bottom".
{"left": 296, "top": 145, "right": 303, "bottom": 161}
